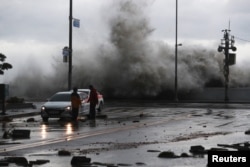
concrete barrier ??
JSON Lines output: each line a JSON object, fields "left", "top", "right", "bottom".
{"left": 12, "top": 129, "right": 30, "bottom": 139}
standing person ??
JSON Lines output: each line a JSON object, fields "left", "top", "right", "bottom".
{"left": 71, "top": 87, "right": 81, "bottom": 121}
{"left": 88, "top": 85, "right": 98, "bottom": 120}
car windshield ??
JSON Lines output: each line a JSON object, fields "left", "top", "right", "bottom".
{"left": 79, "top": 90, "right": 89, "bottom": 95}
{"left": 80, "top": 93, "right": 88, "bottom": 99}
{"left": 49, "top": 93, "right": 70, "bottom": 102}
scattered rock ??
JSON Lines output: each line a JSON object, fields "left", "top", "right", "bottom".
{"left": 71, "top": 156, "right": 91, "bottom": 166}
{"left": 147, "top": 149, "right": 161, "bottom": 152}
{"left": 26, "top": 118, "right": 35, "bottom": 122}
{"left": 158, "top": 151, "right": 178, "bottom": 158}
{"left": 12, "top": 129, "right": 30, "bottom": 139}
{"left": 244, "top": 129, "right": 250, "bottom": 135}
{"left": 29, "top": 159, "right": 50, "bottom": 165}
{"left": 191, "top": 114, "right": 203, "bottom": 117}
{"left": 218, "top": 142, "right": 250, "bottom": 151}
{"left": 208, "top": 147, "right": 228, "bottom": 151}
{"left": 117, "top": 163, "right": 132, "bottom": 166}
{"left": 6, "top": 157, "right": 28, "bottom": 166}
{"left": 58, "top": 150, "right": 71, "bottom": 156}
{"left": 92, "top": 162, "right": 116, "bottom": 166}
{"left": 107, "top": 165, "right": 118, "bottom": 167}
{"left": 136, "top": 162, "right": 146, "bottom": 166}
{"left": 189, "top": 145, "right": 206, "bottom": 154}
{"left": 180, "top": 153, "right": 190, "bottom": 157}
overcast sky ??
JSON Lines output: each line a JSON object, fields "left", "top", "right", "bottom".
{"left": 1, "top": 0, "right": 250, "bottom": 83}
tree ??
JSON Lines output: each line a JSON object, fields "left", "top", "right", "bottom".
{"left": 0, "top": 53, "right": 12, "bottom": 115}
{"left": 0, "top": 53, "right": 12, "bottom": 75}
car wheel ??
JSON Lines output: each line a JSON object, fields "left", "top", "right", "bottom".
{"left": 42, "top": 117, "right": 49, "bottom": 122}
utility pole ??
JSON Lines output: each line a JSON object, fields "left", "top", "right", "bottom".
{"left": 68, "top": 0, "right": 73, "bottom": 90}
{"left": 174, "top": 0, "right": 178, "bottom": 102}
{"left": 218, "top": 28, "right": 237, "bottom": 102}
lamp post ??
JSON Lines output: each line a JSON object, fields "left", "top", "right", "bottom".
{"left": 174, "top": 0, "right": 178, "bottom": 102}
{"left": 68, "top": 0, "right": 73, "bottom": 90}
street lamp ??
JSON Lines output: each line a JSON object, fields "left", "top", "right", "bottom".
{"left": 174, "top": 0, "right": 178, "bottom": 102}
{"left": 68, "top": 0, "right": 73, "bottom": 90}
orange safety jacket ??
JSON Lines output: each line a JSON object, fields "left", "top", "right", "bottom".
{"left": 71, "top": 93, "right": 81, "bottom": 108}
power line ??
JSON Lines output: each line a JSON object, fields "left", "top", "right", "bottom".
{"left": 234, "top": 36, "right": 250, "bottom": 43}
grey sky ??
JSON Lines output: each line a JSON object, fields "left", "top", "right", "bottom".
{"left": 1, "top": 0, "right": 250, "bottom": 82}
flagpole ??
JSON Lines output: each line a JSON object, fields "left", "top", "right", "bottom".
{"left": 68, "top": 0, "right": 73, "bottom": 90}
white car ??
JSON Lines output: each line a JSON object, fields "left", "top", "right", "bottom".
{"left": 40, "top": 91, "right": 89, "bottom": 122}
{"left": 77, "top": 89, "right": 104, "bottom": 112}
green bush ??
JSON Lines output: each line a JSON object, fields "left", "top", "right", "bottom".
{"left": 6, "top": 96, "right": 24, "bottom": 103}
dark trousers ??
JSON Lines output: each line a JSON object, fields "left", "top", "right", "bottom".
{"left": 72, "top": 108, "right": 79, "bottom": 121}
{"left": 89, "top": 103, "right": 96, "bottom": 120}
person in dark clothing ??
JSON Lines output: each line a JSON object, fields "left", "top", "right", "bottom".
{"left": 71, "top": 87, "right": 81, "bottom": 121}
{"left": 87, "top": 85, "right": 98, "bottom": 120}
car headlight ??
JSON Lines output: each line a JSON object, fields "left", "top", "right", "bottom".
{"left": 41, "top": 106, "right": 46, "bottom": 111}
{"left": 65, "top": 106, "right": 71, "bottom": 111}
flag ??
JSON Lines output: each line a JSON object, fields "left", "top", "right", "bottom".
{"left": 73, "top": 19, "right": 80, "bottom": 28}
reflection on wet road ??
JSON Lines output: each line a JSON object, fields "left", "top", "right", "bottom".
{"left": 0, "top": 108, "right": 191, "bottom": 153}
{"left": 0, "top": 102, "right": 250, "bottom": 167}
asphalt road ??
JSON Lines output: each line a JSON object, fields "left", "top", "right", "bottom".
{"left": 0, "top": 101, "right": 250, "bottom": 167}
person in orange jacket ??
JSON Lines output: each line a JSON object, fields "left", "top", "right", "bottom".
{"left": 71, "top": 87, "right": 81, "bottom": 121}
{"left": 87, "top": 85, "right": 98, "bottom": 120}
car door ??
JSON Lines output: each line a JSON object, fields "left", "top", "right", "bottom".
{"left": 79, "top": 92, "right": 90, "bottom": 114}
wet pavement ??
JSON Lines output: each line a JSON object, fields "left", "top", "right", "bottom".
{"left": 0, "top": 101, "right": 250, "bottom": 166}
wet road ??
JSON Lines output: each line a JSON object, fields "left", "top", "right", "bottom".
{"left": 0, "top": 101, "right": 250, "bottom": 167}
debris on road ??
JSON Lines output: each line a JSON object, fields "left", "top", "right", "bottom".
{"left": 189, "top": 145, "right": 206, "bottom": 155}
{"left": 244, "top": 129, "right": 250, "bottom": 134}
{"left": 5, "top": 157, "right": 28, "bottom": 166}
{"left": 26, "top": 117, "right": 35, "bottom": 122}
{"left": 12, "top": 129, "right": 30, "bottom": 139}
{"left": 58, "top": 150, "right": 71, "bottom": 156}
{"left": 71, "top": 156, "right": 91, "bottom": 166}
{"left": 218, "top": 142, "right": 250, "bottom": 151}
{"left": 2, "top": 129, "right": 30, "bottom": 139}
{"left": 29, "top": 159, "right": 50, "bottom": 165}
{"left": 1, "top": 157, "right": 50, "bottom": 166}
{"left": 158, "top": 151, "right": 178, "bottom": 158}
